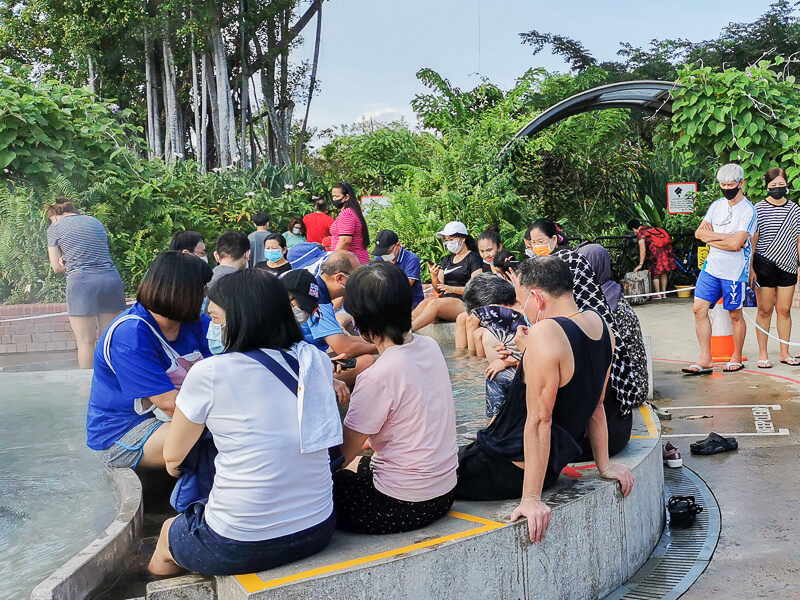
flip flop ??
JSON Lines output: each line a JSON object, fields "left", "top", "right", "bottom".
{"left": 781, "top": 357, "right": 800, "bottom": 366}
{"left": 647, "top": 402, "right": 672, "bottom": 420}
{"left": 723, "top": 362, "right": 744, "bottom": 372}
{"left": 757, "top": 359, "right": 773, "bottom": 369}
{"left": 682, "top": 364, "right": 713, "bottom": 375}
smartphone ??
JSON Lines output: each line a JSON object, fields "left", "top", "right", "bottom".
{"left": 332, "top": 358, "right": 358, "bottom": 370}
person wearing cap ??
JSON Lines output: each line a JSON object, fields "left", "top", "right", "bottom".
{"left": 372, "top": 230, "right": 424, "bottom": 308}
{"left": 410, "top": 221, "right": 482, "bottom": 341}
{"left": 287, "top": 241, "right": 327, "bottom": 275}
{"left": 282, "top": 251, "right": 376, "bottom": 389}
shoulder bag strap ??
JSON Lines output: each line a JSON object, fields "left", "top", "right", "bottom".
{"left": 244, "top": 349, "right": 299, "bottom": 396}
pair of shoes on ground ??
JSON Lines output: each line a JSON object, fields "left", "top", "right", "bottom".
{"left": 663, "top": 442, "right": 682, "bottom": 468}
{"left": 682, "top": 361, "right": 745, "bottom": 375}
{"left": 689, "top": 432, "right": 738, "bottom": 455}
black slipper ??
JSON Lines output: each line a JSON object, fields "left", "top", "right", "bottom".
{"left": 689, "top": 432, "right": 738, "bottom": 455}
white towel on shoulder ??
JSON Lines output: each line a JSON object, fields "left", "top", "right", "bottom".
{"left": 293, "top": 341, "right": 344, "bottom": 454}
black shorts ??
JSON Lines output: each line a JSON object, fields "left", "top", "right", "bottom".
{"left": 753, "top": 254, "right": 797, "bottom": 288}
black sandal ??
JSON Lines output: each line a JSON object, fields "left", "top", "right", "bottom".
{"left": 689, "top": 432, "right": 738, "bottom": 455}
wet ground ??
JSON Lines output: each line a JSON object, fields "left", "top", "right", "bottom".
{"left": 636, "top": 297, "right": 800, "bottom": 599}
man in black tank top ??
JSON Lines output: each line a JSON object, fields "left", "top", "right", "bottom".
{"left": 454, "top": 256, "right": 635, "bottom": 543}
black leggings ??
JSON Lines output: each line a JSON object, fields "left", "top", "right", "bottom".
{"left": 577, "top": 386, "right": 633, "bottom": 461}
{"left": 332, "top": 457, "right": 454, "bottom": 534}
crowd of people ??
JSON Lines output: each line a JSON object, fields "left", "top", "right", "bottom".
{"left": 40, "top": 163, "right": 795, "bottom": 578}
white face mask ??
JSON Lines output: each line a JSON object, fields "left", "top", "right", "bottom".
{"left": 199, "top": 255, "right": 209, "bottom": 263}
{"left": 292, "top": 226, "right": 302, "bottom": 235}
{"left": 445, "top": 239, "right": 463, "bottom": 254}
{"left": 524, "top": 248, "right": 536, "bottom": 258}
{"left": 292, "top": 305, "right": 310, "bottom": 324}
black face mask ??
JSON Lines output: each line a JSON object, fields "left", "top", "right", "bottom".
{"left": 768, "top": 187, "right": 788, "bottom": 200}
{"left": 332, "top": 199, "right": 344, "bottom": 209}
{"left": 721, "top": 186, "right": 740, "bottom": 201}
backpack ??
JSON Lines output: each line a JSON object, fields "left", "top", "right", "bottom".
{"left": 645, "top": 227, "right": 671, "bottom": 248}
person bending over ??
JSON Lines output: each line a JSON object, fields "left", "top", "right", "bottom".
{"left": 149, "top": 269, "right": 339, "bottom": 576}
{"left": 455, "top": 256, "right": 635, "bottom": 543}
{"left": 684, "top": 163, "right": 757, "bottom": 375}
{"left": 334, "top": 262, "right": 458, "bottom": 534}
{"left": 462, "top": 274, "right": 524, "bottom": 418}
{"left": 411, "top": 221, "right": 482, "bottom": 339}
{"left": 87, "top": 252, "right": 213, "bottom": 469}
{"left": 282, "top": 250, "right": 377, "bottom": 388}
{"left": 372, "top": 229, "right": 425, "bottom": 308}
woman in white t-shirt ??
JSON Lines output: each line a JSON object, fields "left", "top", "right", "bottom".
{"left": 336, "top": 262, "right": 458, "bottom": 534}
{"left": 149, "top": 269, "right": 340, "bottom": 576}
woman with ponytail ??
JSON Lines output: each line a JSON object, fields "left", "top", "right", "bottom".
{"left": 46, "top": 195, "right": 127, "bottom": 369}
{"left": 330, "top": 182, "right": 370, "bottom": 264}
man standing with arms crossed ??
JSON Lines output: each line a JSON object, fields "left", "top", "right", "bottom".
{"left": 683, "top": 163, "right": 757, "bottom": 375}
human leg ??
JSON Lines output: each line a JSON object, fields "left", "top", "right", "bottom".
{"left": 411, "top": 297, "right": 432, "bottom": 320}
{"left": 149, "top": 517, "right": 182, "bottom": 576}
{"left": 776, "top": 285, "right": 796, "bottom": 361}
{"left": 68, "top": 315, "right": 99, "bottom": 369}
{"left": 454, "top": 442, "right": 526, "bottom": 501}
{"left": 455, "top": 311, "right": 468, "bottom": 349}
{"left": 691, "top": 271, "right": 721, "bottom": 370}
{"left": 411, "top": 297, "right": 465, "bottom": 331}
{"left": 137, "top": 422, "right": 171, "bottom": 468}
{"left": 473, "top": 324, "right": 486, "bottom": 358}
{"left": 97, "top": 312, "right": 118, "bottom": 334}
{"left": 659, "top": 274, "right": 669, "bottom": 297}
{"left": 755, "top": 286, "right": 776, "bottom": 362}
{"left": 728, "top": 308, "right": 745, "bottom": 366}
{"left": 466, "top": 316, "right": 481, "bottom": 355}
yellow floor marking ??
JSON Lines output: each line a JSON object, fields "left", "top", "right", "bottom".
{"left": 235, "top": 511, "right": 506, "bottom": 593}
{"left": 631, "top": 405, "right": 659, "bottom": 439}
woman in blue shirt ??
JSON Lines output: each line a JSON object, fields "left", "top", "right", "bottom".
{"left": 87, "top": 251, "right": 213, "bottom": 469}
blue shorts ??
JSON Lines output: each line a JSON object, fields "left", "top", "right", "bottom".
{"left": 695, "top": 270, "right": 745, "bottom": 310}
{"left": 168, "top": 502, "right": 335, "bottom": 576}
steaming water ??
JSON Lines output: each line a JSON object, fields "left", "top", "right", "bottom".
{"left": 0, "top": 370, "right": 117, "bottom": 600}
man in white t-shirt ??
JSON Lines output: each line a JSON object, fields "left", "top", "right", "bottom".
{"left": 684, "top": 163, "right": 757, "bottom": 375}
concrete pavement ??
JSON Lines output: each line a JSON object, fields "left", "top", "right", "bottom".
{"left": 635, "top": 297, "right": 800, "bottom": 599}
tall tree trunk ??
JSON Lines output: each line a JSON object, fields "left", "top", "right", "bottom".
{"left": 191, "top": 26, "right": 202, "bottom": 167}
{"left": 144, "top": 26, "right": 156, "bottom": 160}
{"left": 162, "top": 36, "right": 180, "bottom": 162}
{"left": 200, "top": 48, "right": 208, "bottom": 172}
{"left": 295, "top": 3, "right": 322, "bottom": 162}
{"left": 239, "top": 0, "right": 249, "bottom": 170}
{"left": 146, "top": 28, "right": 163, "bottom": 158}
{"left": 87, "top": 54, "right": 96, "bottom": 94}
{"left": 205, "top": 48, "right": 222, "bottom": 168}
{"left": 210, "top": 22, "right": 236, "bottom": 166}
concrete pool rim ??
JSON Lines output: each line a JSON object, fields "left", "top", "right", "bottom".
{"left": 29, "top": 467, "right": 143, "bottom": 600}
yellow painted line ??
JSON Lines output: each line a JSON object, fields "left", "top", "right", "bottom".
{"left": 631, "top": 404, "right": 659, "bottom": 439}
{"left": 235, "top": 510, "right": 506, "bottom": 593}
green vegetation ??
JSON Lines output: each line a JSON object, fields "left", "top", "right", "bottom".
{"left": 2, "top": 2, "right": 799, "bottom": 301}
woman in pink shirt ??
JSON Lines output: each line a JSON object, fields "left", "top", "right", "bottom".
{"left": 335, "top": 262, "right": 458, "bottom": 534}
{"left": 329, "top": 182, "right": 370, "bottom": 264}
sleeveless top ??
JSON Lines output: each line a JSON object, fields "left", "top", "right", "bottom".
{"left": 476, "top": 312, "right": 613, "bottom": 473}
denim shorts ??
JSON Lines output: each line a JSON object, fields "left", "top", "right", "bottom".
{"left": 169, "top": 502, "right": 336, "bottom": 576}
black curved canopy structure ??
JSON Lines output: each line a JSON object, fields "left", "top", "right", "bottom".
{"left": 501, "top": 80, "right": 680, "bottom": 154}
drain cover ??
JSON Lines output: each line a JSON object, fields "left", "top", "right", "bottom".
{"left": 605, "top": 467, "right": 721, "bottom": 600}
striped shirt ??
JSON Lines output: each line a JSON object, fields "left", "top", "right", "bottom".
{"left": 330, "top": 207, "right": 369, "bottom": 264}
{"left": 46, "top": 214, "right": 117, "bottom": 276}
{"left": 754, "top": 198, "right": 800, "bottom": 274}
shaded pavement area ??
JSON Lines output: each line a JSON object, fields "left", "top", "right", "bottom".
{"left": 636, "top": 297, "right": 800, "bottom": 599}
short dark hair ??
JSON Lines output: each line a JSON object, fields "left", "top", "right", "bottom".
{"left": 215, "top": 231, "right": 250, "bottom": 260}
{"left": 137, "top": 251, "right": 213, "bottom": 323}
{"left": 320, "top": 250, "right": 358, "bottom": 276}
{"left": 265, "top": 232, "right": 287, "bottom": 249}
{"left": 343, "top": 262, "right": 411, "bottom": 345}
{"left": 252, "top": 212, "right": 270, "bottom": 226}
{"left": 45, "top": 195, "right": 78, "bottom": 220}
{"left": 492, "top": 249, "right": 515, "bottom": 267}
{"left": 314, "top": 197, "right": 328, "bottom": 212}
{"left": 517, "top": 256, "right": 573, "bottom": 298}
{"left": 169, "top": 230, "right": 204, "bottom": 252}
{"left": 463, "top": 273, "right": 517, "bottom": 313}
{"left": 207, "top": 269, "right": 303, "bottom": 353}
{"left": 765, "top": 167, "right": 788, "bottom": 186}
{"left": 627, "top": 219, "right": 642, "bottom": 230}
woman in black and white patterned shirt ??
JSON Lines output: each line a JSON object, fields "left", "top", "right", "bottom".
{"left": 750, "top": 167, "right": 800, "bottom": 367}
{"left": 524, "top": 220, "right": 647, "bottom": 456}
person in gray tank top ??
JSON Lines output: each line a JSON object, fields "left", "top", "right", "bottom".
{"left": 46, "top": 196, "right": 126, "bottom": 368}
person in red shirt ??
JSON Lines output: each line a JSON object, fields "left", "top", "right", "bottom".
{"left": 304, "top": 198, "right": 335, "bottom": 245}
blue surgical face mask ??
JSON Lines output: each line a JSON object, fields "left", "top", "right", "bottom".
{"left": 264, "top": 249, "right": 283, "bottom": 262}
{"left": 207, "top": 322, "right": 226, "bottom": 355}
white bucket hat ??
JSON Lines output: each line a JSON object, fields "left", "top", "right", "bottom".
{"left": 435, "top": 221, "right": 469, "bottom": 238}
